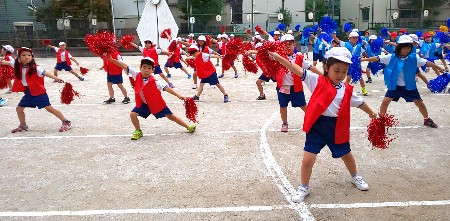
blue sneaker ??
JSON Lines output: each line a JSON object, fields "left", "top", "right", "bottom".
{"left": 0, "top": 98, "right": 7, "bottom": 107}
{"left": 218, "top": 74, "right": 224, "bottom": 78}
{"left": 224, "top": 95, "right": 230, "bottom": 103}
{"left": 187, "top": 73, "right": 192, "bottom": 79}
{"left": 167, "top": 73, "right": 172, "bottom": 78}
{"left": 234, "top": 73, "right": 239, "bottom": 78}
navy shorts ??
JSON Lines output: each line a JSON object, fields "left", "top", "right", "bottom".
{"left": 132, "top": 104, "right": 172, "bottom": 119}
{"left": 276, "top": 86, "right": 306, "bottom": 108}
{"left": 313, "top": 51, "right": 324, "bottom": 62}
{"left": 165, "top": 61, "right": 183, "bottom": 69}
{"left": 434, "top": 52, "right": 443, "bottom": 60}
{"left": 217, "top": 49, "right": 222, "bottom": 55}
{"left": 385, "top": 86, "right": 421, "bottom": 102}
{"left": 304, "top": 115, "right": 351, "bottom": 158}
{"left": 154, "top": 65, "right": 163, "bottom": 74}
{"left": 258, "top": 74, "right": 276, "bottom": 82}
{"left": 107, "top": 74, "right": 123, "bottom": 84}
{"left": 18, "top": 87, "right": 51, "bottom": 109}
{"left": 54, "top": 62, "right": 72, "bottom": 71}
{"left": 200, "top": 72, "right": 220, "bottom": 85}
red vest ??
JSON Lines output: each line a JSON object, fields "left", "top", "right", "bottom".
{"left": 277, "top": 53, "right": 304, "bottom": 92}
{"left": 172, "top": 47, "right": 180, "bottom": 62}
{"left": 12, "top": 64, "right": 46, "bottom": 96}
{"left": 103, "top": 52, "right": 123, "bottom": 75}
{"left": 303, "top": 76, "right": 353, "bottom": 144}
{"left": 195, "top": 53, "right": 216, "bottom": 79}
{"left": 188, "top": 39, "right": 196, "bottom": 44}
{"left": 142, "top": 47, "right": 160, "bottom": 66}
{"left": 57, "top": 50, "right": 71, "bottom": 65}
{"left": 1, "top": 55, "right": 14, "bottom": 78}
{"left": 134, "top": 73, "right": 166, "bottom": 114}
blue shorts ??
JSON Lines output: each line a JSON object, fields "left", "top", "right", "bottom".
{"left": 200, "top": 72, "right": 220, "bottom": 85}
{"left": 18, "top": 87, "right": 51, "bottom": 109}
{"left": 132, "top": 104, "right": 172, "bottom": 119}
{"left": 434, "top": 52, "right": 443, "bottom": 60}
{"left": 154, "top": 65, "right": 163, "bottom": 74}
{"left": 276, "top": 86, "right": 306, "bottom": 108}
{"left": 165, "top": 61, "right": 183, "bottom": 69}
{"left": 304, "top": 115, "right": 351, "bottom": 158}
{"left": 385, "top": 86, "right": 421, "bottom": 102}
{"left": 313, "top": 51, "right": 324, "bottom": 62}
{"left": 258, "top": 74, "right": 276, "bottom": 82}
{"left": 217, "top": 49, "right": 222, "bottom": 55}
{"left": 54, "top": 62, "right": 72, "bottom": 71}
{"left": 107, "top": 74, "right": 123, "bottom": 84}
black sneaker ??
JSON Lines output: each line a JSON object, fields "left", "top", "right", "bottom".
{"left": 122, "top": 97, "right": 130, "bottom": 104}
{"left": 424, "top": 118, "right": 438, "bottom": 128}
{"left": 192, "top": 95, "right": 199, "bottom": 101}
{"left": 365, "top": 78, "right": 372, "bottom": 83}
{"left": 104, "top": 98, "right": 115, "bottom": 104}
{"left": 256, "top": 94, "right": 266, "bottom": 100}
{"left": 447, "top": 88, "right": 450, "bottom": 94}
{"left": 78, "top": 77, "right": 84, "bottom": 81}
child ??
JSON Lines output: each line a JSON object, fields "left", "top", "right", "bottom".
{"left": 418, "top": 32, "right": 444, "bottom": 76}
{"left": 363, "top": 35, "right": 387, "bottom": 83}
{"left": 384, "top": 32, "right": 397, "bottom": 54}
{"left": 187, "top": 45, "right": 230, "bottom": 103}
{"left": 268, "top": 47, "right": 377, "bottom": 202}
{"left": 218, "top": 34, "right": 239, "bottom": 78}
{"left": 163, "top": 38, "right": 192, "bottom": 82}
{"left": 100, "top": 50, "right": 130, "bottom": 104}
{"left": 245, "top": 43, "right": 276, "bottom": 100}
{"left": 108, "top": 56, "right": 196, "bottom": 140}
{"left": 130, "top": 38, "right": 174, "bottom": 88}
{"left": 47, "top": 42, "right": 84, "bottom": 81}
{"left": 299, "top": 31, "right": 310, "bottom": 59}
{"left": 1, "top": 45, "right": 15, "bottom": 93}
{"left": 362, "top": 35, "right": 444, "bottom": 128}
{"left": 1, "top": 47, "right": 71, "bottom": 132}
{"left": 186, "top": 35, "right": 220, "bottom": 89}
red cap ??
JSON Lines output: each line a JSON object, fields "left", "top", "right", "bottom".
{"left": 390, "top": 32, "right": 397, "bottom": 37}
{"left": 17, "top": 47, "right": 33, "bottom": 56}
{"left": 423, "top": 33, "right": 432, "bottom": 38}
{"left": 399, "top": 28, "right": 406, "bottom": 33}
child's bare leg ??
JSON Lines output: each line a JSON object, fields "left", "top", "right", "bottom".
{"left": 256, "top": 79, "right": 264, "bottom": 96}
{"left": 158, "top": 73, "right": 171, "bottom": 84}
{"left": 181, "top": 67, "right": 190, "bottom": 76}
{"left": 130, "top": 112, "right": 141, "bottom": 130}
{"left": 359, "top": 78, "right": 366, "bottom": 88}
{"left": 44, "top": 105, "right": 67, "bottom": 121}
{"left": 53, "top": 69, "right": 58, "bottom": 77}
{"left": 365, "top": 68, "right": 371, "bottom": 80}
{"left": 16, "top": 106, "right": 26, "bottom": 125}
{"left": 280, "top": 107, "right": 287, "bottom": 124}
{"left": 117, "top": 83, "right": 128, "bottom": 97}
{"left": 69, "top": 70, "right": 81, "bottom": 78}
{"left": 166, "top": 114, "right": 189, "bottom": 128}
{"left": 107, "top": 82, "right": 114, "bottom": 98}
{"left": 164, "top": 66, "right": 170, "bottom": 75}
{"left": 193, "top": 71, "right": 198, "bottom": 85}
{"left": 341, "top": 152, "right": 357, "bottom": 175}
{"left": 440, "top": 58, "right": 448, "bottom": 71}
{"left": 300, "top": 105, "right": 306, "bottom": 112}
{"left": 215, "top": 83, "right": 227, "bottom": 95}
{"left": 379, "top": 97, "right": 393, "bottom": 114}
{"left": 300, "top": 151, "right": 318, "bottom": 186}
{"left": 413, "top": 99, "right": 429, "bottom": 119}
{"left": 196, "top": 83, "right": 206, "bottom": 97}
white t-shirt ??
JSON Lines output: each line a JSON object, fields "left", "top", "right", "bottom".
{"left": 138, "top": 46, "right": 162, "bottom": 55}
{"left": 9, "top": 60, "right": 45, "bottom": 86}
{"left": 127, "top": 66, "right": 167, "bottom": 104}
{"left": 378, "top": 54, "right": 428, "bottom": 86}
{"left": 200, "top": 53, "right": 210, "bottom": 62}
{"left": 54, "top": 48, "right": 72, "bottom": 62}
{"left": 282, "top": 53, "right": 312, "bottom": 86}
{"left": 302, "top": 70, "right": 364, "bottom": 117}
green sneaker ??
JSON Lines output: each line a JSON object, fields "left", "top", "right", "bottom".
{"left": 187, "top": 124, "right": 196, "bottom": 133}
{"left": 131, "top": 130, "right": 143, "bottom": 140}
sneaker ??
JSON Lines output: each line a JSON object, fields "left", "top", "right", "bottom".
{"left": 424, "top": 118, "right": 438, "bottom": 128}
{"left": 234, "top": 73, "right": 239, "bottom": 78}
{"left": 351, "top": 175, "right": 369, "bottom": 191}
{"left": 192, "top": 95, "right": 200, "bottom": 101}
{"left": 78, "top": 77, "right": 84, "bottom": 81}
{"left": 365, "top": 78, "right": 372, "bottom": 83}
{"left": 281, "top": 123, "right": 288, "bottom": 132}
{"left": 53, "top": 79, "right": 58, "bottom": 83}
{"left": 187, "top": 124, "right": 196, "bottom": 133}
{"left": 447, "top": 88, "right": 450, "bottom": 94}
{"left": 291, "top": 186, "right": 310, "bottom": 203}
{"left": 166, "top": 73, "right": 172, "bottom": 78}
{"left": 224, "top": 95, "right": 230, "bottom": 103}
{"left": 11, "top": 124, "right": 28, "bottom": 133}
{"left": 169, "top": 82, "right": 175, "bottom": 88}
{"left": 187, "top": 73, "right": 192, "bottom": 79}
{"left": 131, "top": 129, "right": 143, "bottom": 140}
{"left": 218, "top": 74, "right": 224, "bottom": 78}
{"left": 6, "top": 90, "right": 12, "bottom": 94}
{"left": 122, "top": 97, "right": 131, "bottom": 104}
{"left": 192, "top": 84, "right": 198, "bottom": 89}
{"left": 59, "top": 121, "right": 71, "bottom": 132}
{"left": 215, "top": 63, "right": 219, "bottom": 66}
{"left": 103, "top": 97, "right": 115, "bottom": 104}
{"left": 445, "top": 67, "right": 449, "bottom": 72}
{"left": 361, "top": 87, "right": 368, "bottom": 96}
{"left": 256, "top": 94, "right": 266, "bottom": 100}
{"left": 0, "top": 98, "right": 7, "bottom": 107}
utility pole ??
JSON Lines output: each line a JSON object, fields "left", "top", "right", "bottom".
{"left": 420, "top": 0, "right": 424, "bottom": 28}
{"left": 251, "top": 0, "right": 254, "bottom": 31}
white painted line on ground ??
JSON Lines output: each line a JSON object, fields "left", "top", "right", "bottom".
{"left": 310, "top": 200, "right": 450, "bottom": 209}
{"left": 259, "top": 112, "right": 315, "bottom": 221}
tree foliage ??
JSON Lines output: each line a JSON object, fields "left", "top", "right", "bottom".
{"left": 305, "top": 0, "right": 328, "bottom": 23}
{"left": 36, "top": 0, "right": 111, "bottom": 23}
{"left": 276, "top": 7, "right": 293, "bottom": 28}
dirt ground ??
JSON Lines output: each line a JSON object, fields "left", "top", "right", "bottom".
{"left": 0, "top": 53, "right": 449, "bottom": 221}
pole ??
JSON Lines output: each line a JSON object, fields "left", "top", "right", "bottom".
{"left": 187, "top": 0, "right": 189, "bottom": 33}
{"left": 31, "top": 0, "right": 39, "bottom": 45}
{"left": 136, "top": 0, "right": 140, "bottom": 20}
{"left": 251, "top": 0, "right": 254, "bottom": 32}
{"left": 313, "top": 0, "right": 316, "bottom": 25}
{"left": 420, "top": 0, "right": 424, "bottom": 28}
{"left": 110, "top": 0, "right": 116, "bottom": 34}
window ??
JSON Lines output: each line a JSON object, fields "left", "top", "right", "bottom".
{"left": 362, "top": 8, "right": 369, "bottom": 21}
{"left": 399, "top": 10, "right": 420, "bottom": 19}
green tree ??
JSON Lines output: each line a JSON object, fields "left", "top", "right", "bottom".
{"left": 276, "top": 7, "right": 293, "bottom": 28}
{"left": 305, "top": 0, "right": 328, "bottom": 24}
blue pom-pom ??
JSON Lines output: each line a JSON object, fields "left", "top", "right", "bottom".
{"left": 380, "top": 27, "right": 389, "bottom": 37}
{"left": 302, "top": 27, "right": 310, "bottom": 37}
{"left": 295, "top": 24, "right": 301, "bottom": 32}
{"left": 318, "top": 32, "right": 332, "bottom": 42}
{"left": 428, "top": 73, "right": 450, "bottom": 93}
{"left": 435, "top": 31, "right": 450, "bottom": 43}
{"left": 319, "top": 16, "right": 338, "bottom": 34}
{"left": 415, "top": 30, "right": 423, "bottom": 38}
{"left": 344, "top": 22, "right": 352, "bottom": 33}
{"left": 269, "top": 30, "right": 275, "bottom": 37}
{"left": 349, "top": 56, "right": 362, "bottom": 83}
{"left": 357, "top": 36, "right": 363, "bottom": 45}
{"left": 370, "top": 36, "right": 384, "bottom": 54}
{"left": 367, "top": 62, "right": 384, "bottom": 76}
{"left": 277, "top": 23, "right": 286, "bottom": 31}
{"left": 447, "top": 18, "right": 450, "bottom": 28}
{"left": 311, "top": 25, "right": 319, "bottom": 34}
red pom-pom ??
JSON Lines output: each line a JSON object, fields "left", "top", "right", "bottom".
{"left": 160, "top": 28, "right": 172, "bottom": 39}
{"left": 246, "top": 29, "right": 251, "bottom": 35}
{"left": 0, "top": 65, "right": 14, "bottom": 89}
{"left": 184, "top": 97, "right": 198, "bottom": 123}
{"left": 60, "top": 82, "right": 81, "bottom": 105}
{"left": 205, "top": 35, "right": 212, "bottom": 47}
{"left": 80, "top": 67, "right": 89, "bottom": 75}
{"left": 255, "top": 25, "right": 265, "bottom": 35}
{"left": 186, "top": 59, "right": 196, "bottom": 69}
{"left": 242, "top": 55, "right": 258, "bottom": 74}
{"left": 129, "top": 76, "right": 136, "bottom": 89}
{"left": 120, "top": 34, "right": 136, "bottom": 50}
{"left": 221, "top": 26, "right": 225, "bottom": 33}
{"left": 167, "top": 40, "right": 177, "bottom": 52}
{"left": 256, "top": 41, "right": 288, "bottom": 77}
{"left": 42, "top": 39, "right": 51, "bottom": 46}
{"left": 367, "top": 113, "right": 399, "bottom": 149}
{"left": 222, "top": 59, "right": 231, "bottom": 71}
{"left": 84, "top": 31, "right": 118, "bottom": 57}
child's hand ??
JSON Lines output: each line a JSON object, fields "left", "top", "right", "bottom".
{"left": 267, "top": 51, "right": 281, "bottom": 61}
{"left": 55, "top": 78, "right": 64, "bottom": 83}
{"left": 369, "top": 112, "right": 377, "bottom": 119}
{"left": 177, "top": 95, "right": 186, "bottom": 101}
{"left": 75, "top": 62, "right": 80, "bottom": 66}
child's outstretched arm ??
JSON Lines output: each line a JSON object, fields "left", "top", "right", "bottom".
{"left": 359, "top": 102, "right": 377, "bottom": 118}
{"left": 267, "top": 51, "right": 304, "bottom": 78}
{"left": 107, "top": 55, "right": 128, "bottom": 70}
{"left": 361, "top": 56, "right": 379, "bottom": 62}
{"left": 129, "top": 42, "right": 139, "bottom": 49}
{"left": 426, "top": 61, "right": 445, "bottom": 73}
{"left": 70, "top": 57, "right": 80, "bottom": 66}
{"left": 44, "top": 71, "right": 64, "bottom": 83}
{"left": 165, "top": 87, "right": 185, "bottom": 101}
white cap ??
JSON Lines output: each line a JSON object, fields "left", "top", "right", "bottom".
{"left": 141, "top": 57, "right": 155, "bottom": 63}
{"left": 281, "top": 34, "right": 295, "bottom": 42}
{"left": 144, "top": 37, "right": 152, "bottom": 42}
{"left": 349, "top": 32, "right": 359, "bottom": 38}
{"left": 188, "top": 45, "right": 199, "bottom": 53}
{"left": 398, "top": 35, "right": 413, "bottom": 44}
{"left": 253, "top": 35, "right": 262, "bottom": 40}
{"left": 221, "top": 34, "right": 228, "bottom": 39}
{"left": 2, "top": 45, "right": 14, "bottom": 53}
{"left": 230, "top": 34, "right": 234, "bottom": 37}
{"left": 197, "top": 35, "right": 206, "bottom": 41}
{"left": 324, "top": 47, "right": 353, "bottom": 64}
{"left": 352, "top": 29, "right": 359, "bottom": 33}
{"left": 58, "top": 42, "right": 66, "bottom": 46}
{"left": 287, "top": 30, "right": 293, "bottom": 34}
{"left": 255, "top": 32, "right": 260, "bottom": 36}
{"left": 217, "top": 34, "right": 222, "bottom": 39}
{"left": 369, "top": 35, "right": 377, "bottom": 40}
{"left": 189, "top": 33, "right": 194, "bottom": 37}
{"left": 274, "top": 31, "right": 281, "bottom": 35}
{"left": 409, "top": 34, "right": 419, "bottom": 43}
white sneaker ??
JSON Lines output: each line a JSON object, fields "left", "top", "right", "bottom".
{"left": 192, "top": 84, "right": 197, "bottom": 89}
{"left": 351, "top": 175, "right": 369, "bottom": 191}
{"left": 291, "top": 186, "right": 310, "bottom": 203}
